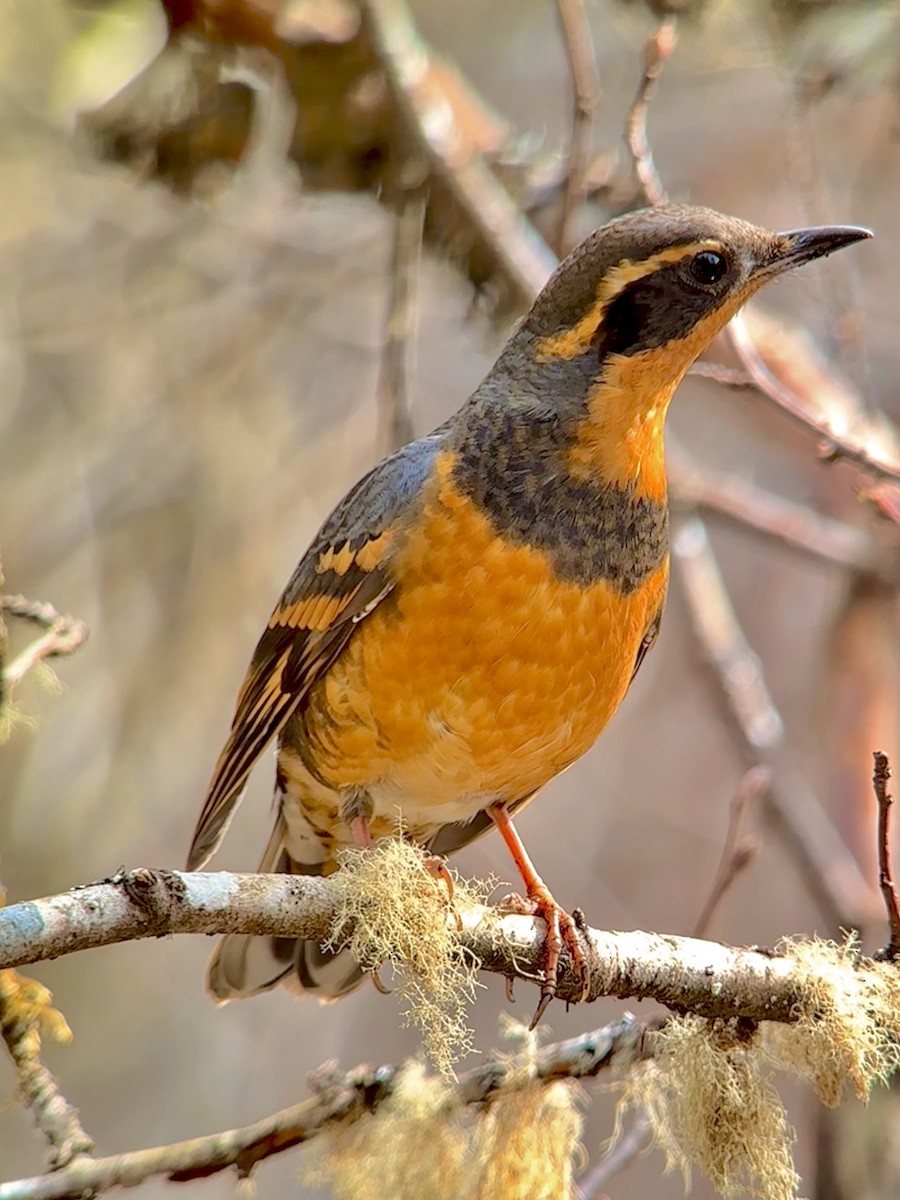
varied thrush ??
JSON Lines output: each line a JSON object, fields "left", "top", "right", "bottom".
{"left": 187, "top": 204, "right": 869, "bottom": 1020}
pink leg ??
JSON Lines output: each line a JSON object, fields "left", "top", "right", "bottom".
{"left": 489, "top": 803, "right": 590, "bottom": 1028}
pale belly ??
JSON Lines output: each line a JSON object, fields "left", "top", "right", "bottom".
{"left": 287, "top": 519, "right": 668, "bottom": 840}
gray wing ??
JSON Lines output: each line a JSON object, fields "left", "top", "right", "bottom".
{"left": 187, "top": 434, "right": 445, "bottom": 870}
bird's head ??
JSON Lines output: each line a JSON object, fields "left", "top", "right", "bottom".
{"left": 525, "top": 203, "right": 871, "bottom": 375}
{"left": 484, "top": 204, "right": 870, "bottom": 497}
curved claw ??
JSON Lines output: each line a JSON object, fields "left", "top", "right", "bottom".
{"left": 422, "top": 854, "right": 454, "bottom": 902}
{"left": 370, "top": 967, "right": 392, "bottom": 996}
{"left": 487, "top": 802, "right": 590, "bottom": 1027}
{"left": 525, "top": 884, "right": 591, "bottom": 1029}
{"left": 530, "top": 989, "right": 554, "bottom": 1031}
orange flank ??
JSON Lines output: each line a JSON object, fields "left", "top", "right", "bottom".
{"left": 298, "top": 450, "right": 667, "bottom": 832}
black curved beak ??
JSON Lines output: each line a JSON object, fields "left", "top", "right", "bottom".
{"left": 764, "top": 224, "right": 872, "bottom": 277}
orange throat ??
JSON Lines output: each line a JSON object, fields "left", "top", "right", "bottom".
{"left": 567, "top": 351, "right": 679, "bottom": 502}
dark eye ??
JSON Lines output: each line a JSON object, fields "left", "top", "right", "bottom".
{"left": 688, "top": 251, "right": 728, "bottom": 286}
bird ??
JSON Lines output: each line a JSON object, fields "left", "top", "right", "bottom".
{"left": 187, "top": 203, "right": 869, "bottom": 1022}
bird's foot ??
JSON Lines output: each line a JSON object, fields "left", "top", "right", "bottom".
{"left": 498, "top": 882, "right": 590, "bottom": 1029}
{"left": 487, "top": 803, "right": 590, "bottom": 1027}
{"left": 349, "top": 815, "right": 373, "bottom": 850}
{"left": 421, "top": 854, "right": 454, "bottom": 902}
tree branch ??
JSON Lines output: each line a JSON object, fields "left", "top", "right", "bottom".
{"left": 667, "top": 440, "right": 898, "bottom": 586}
{"left": 379, "top": 191, "right": 424, "bottom": 453}
{"left": 0, "top": 971, "right": 93, "bottom": 1170}
{"left": 624, "top": 16, "right": 676, "bottom": 208}
{"left": 0, "top": 1015, "right": 646, "bottom": 1200}
{"left": 729, "top": 311, "right": 900, "bottom": 492}
{"left": 359, "top": 0, "right": 557, "bottom": 311}
{"left": 577, "top": 1108, "right": 652, "bottom": 1199}
{"left": 873, "top": 751, "right": 900, "bottom": 961}
{"left": 0, "top": 867, "right": 874, "bottom": 1025}
{"left": 552, "top": 0, "right": 600, "bottom": 256}
{"left": 671, "top": 514, "right": 880, "bottom": 930}
{"left": 0, "top": 869, "right": 339, "bottom": 970}
{"left": 1, "top": 596, "right": 88, "bottom": 692}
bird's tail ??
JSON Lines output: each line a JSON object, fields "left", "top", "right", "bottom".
{"left": 205, "top": 817, "right": 364, "bottom": 1002}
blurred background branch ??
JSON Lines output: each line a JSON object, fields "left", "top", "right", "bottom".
{"left": 0, "top": 1014, "right": 645, "bottom": 1200}
{"left": 1, "top": 598, "right": 88, "bottom": 696}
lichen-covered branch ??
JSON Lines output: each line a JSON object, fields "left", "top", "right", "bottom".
{"left": 0, "top": 866, "right": 871, "bottom": 1025}
{"left": 1, "top": 596, "right": 88, "bottom": 691}
{"left": 0, "top": 971, "right": 93, "bottom": 1170}
{"left": 0, "top": 1016, "right": 645, "bottom": 1200}
{"left": 0, "top": 869, "right": 340, "bottom": 970}
{"left": 464, "top": 907, "right": 804, "bottom": 1021}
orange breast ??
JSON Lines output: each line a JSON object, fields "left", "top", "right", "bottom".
{"left": 300, "top": 451, "right": 667, "bottom": 829}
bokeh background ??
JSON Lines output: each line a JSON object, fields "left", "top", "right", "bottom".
{"left": 3, "top": 1, "right": 900, "bottom": 1196}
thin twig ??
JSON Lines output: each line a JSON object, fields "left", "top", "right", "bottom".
{"left": 688, "top": 361, "right": 758, "bottom": 389}
{"left": 729, "top": 313, "right": 900, "bottom": 490}
{"left": 1, "top": 596, "right": 88, "bottom": 690}
{"left": 672, "top": 517, "right": 782, "bottom": 752}
{"left": 873, "top": 751, "right": 900, "bottom": 961}
{"left": 667, "top": 441, "right": 898, "bottom": 586}
{"left": 0, "top": 1016, "right": 645, "bottom": 1200}
{"left": 624, "top": 17, "right": 677, "bottom": 208}
{"left": 672, "top": 514, "right": 880, "bottom": 930}
{"left": 577, "top": 1109, "right": 653, "bottom": 1200}
{"left": 219, "top": 47, "right": 297, "bottom": 189}
{"left": 379, "top": 193, "right": 425, "bottom": 452}
{"left": 553, "top": 0, "right": 600, "bottom": 256}
{"left": 0, "top": 866, "right": 859, "bottom": 1024}
{"left": 692, "top": 766, "right": 767, "bottom": 939}
{"left": 0, "top": 972, "right": 93, "bottom": 1171}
